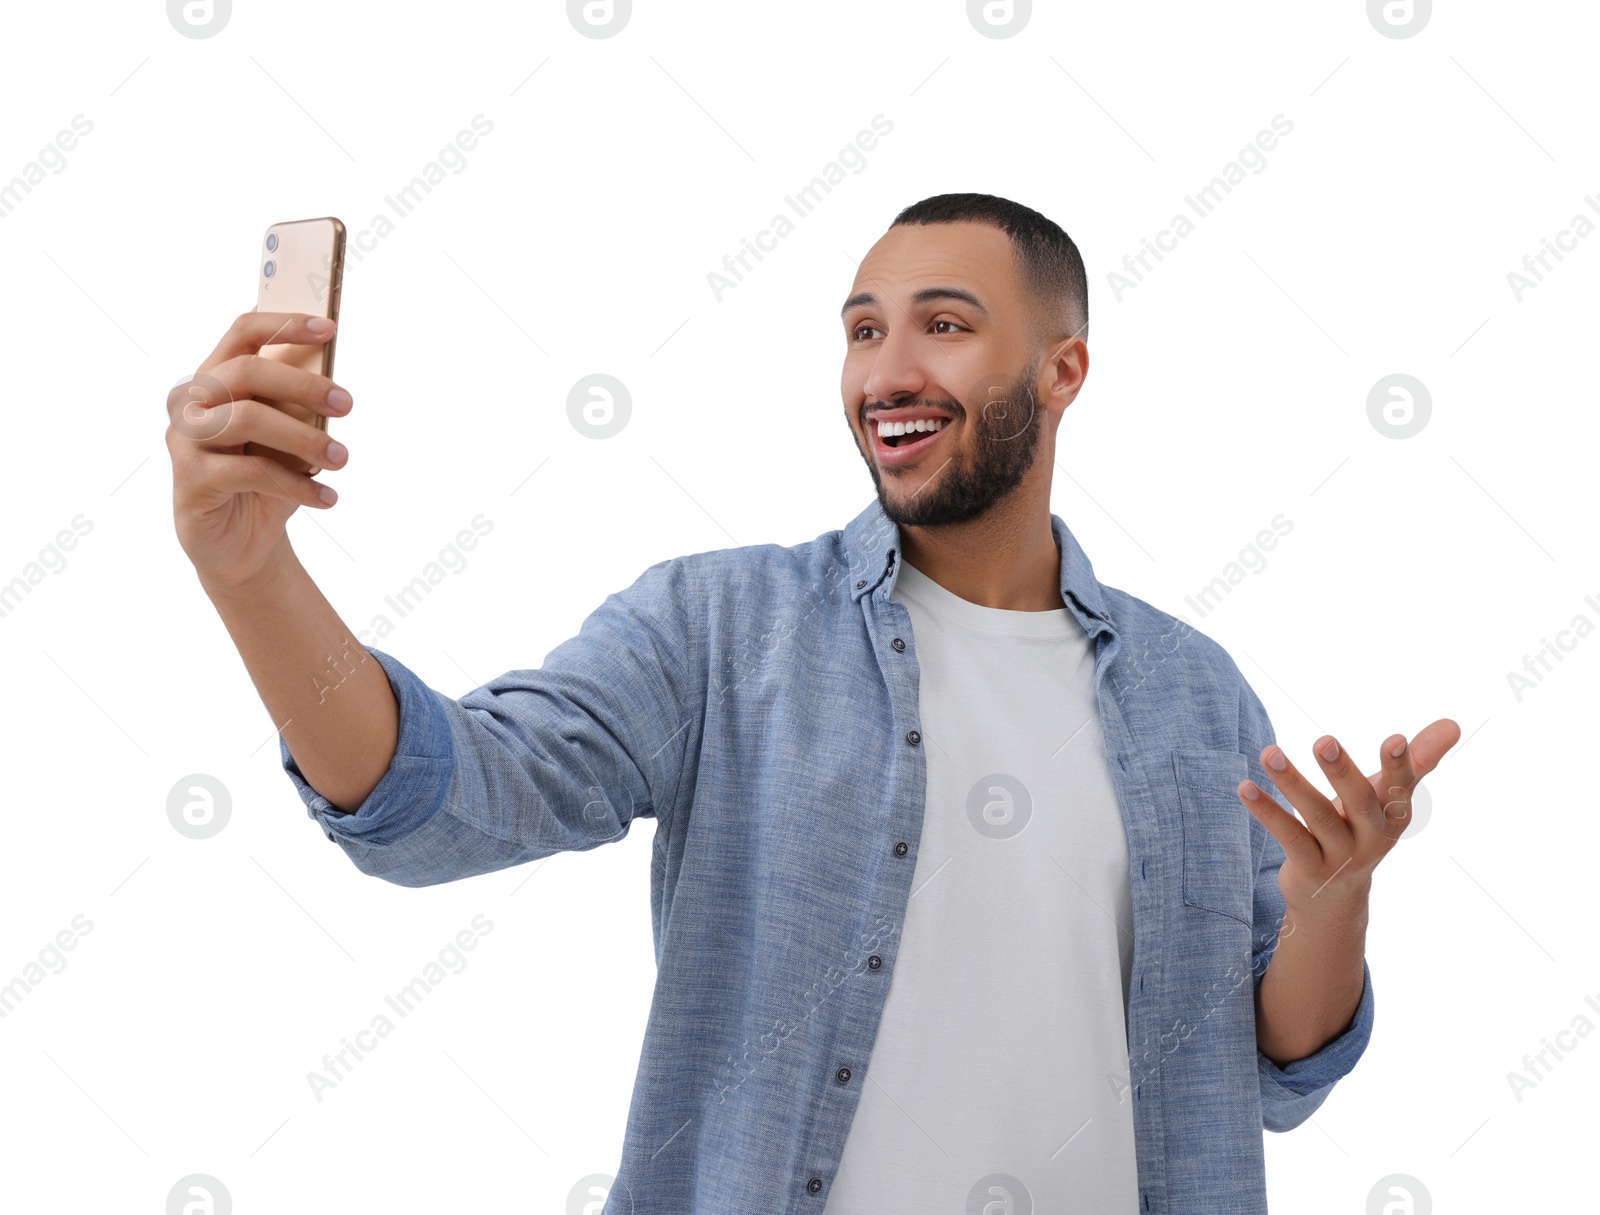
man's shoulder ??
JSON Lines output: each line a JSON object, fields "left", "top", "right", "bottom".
{"left": 1097, "top": 582, "right": 1246, "bottom": 691}
{"left": 654, "top": 523, "right": 854, "bottom": 592}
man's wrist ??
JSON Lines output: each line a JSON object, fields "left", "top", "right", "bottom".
{"left": 1285, "top": 877, "right": 1372, "bottom": 932}
{"left": 198, "top": 544, "right": 300, "bottom": 604}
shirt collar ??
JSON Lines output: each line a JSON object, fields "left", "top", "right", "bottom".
{"left": 841, "top": 497, "right": 1114, "bottom": 630}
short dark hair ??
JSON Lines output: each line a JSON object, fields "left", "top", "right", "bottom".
{"left": 889, "top": 192, "right": 1088, "bottom": 345}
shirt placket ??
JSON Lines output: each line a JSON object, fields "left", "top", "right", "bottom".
{"left": 793, "top": 565, "right": 930, "bottom": 1212}
{"left": 1090, "top": 622, "right": 1168, "bottom": 1215}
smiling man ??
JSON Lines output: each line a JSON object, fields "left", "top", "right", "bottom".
{"left": 172, "top": 192, "right": 1455, "bottom": 1214}
{"left": 821, "top": 196, "right": 1454, "bottom": 1210}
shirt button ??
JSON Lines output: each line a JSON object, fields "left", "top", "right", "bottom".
{"left": 894, "top": 841, "right": 908, "bottom": 856}
{"left": 867, "top": 954, "right": 882, "bottom": 970}
{"left": 906, "top": 729, "right": 921, "bottom": 746}
{"left": 835, "top": 1066, "right": 852, "bottom": 1084}
{"left": 325, "top": 831, "right": 335, "bottom": 841}
{"left": 807, "top": 1177, "right": 824, "bottom": 1194}
{"left": 855, "top": 580, "right": 866, "bottom": 589}
{"left": 891, "top": 637, "right": 905, "bottom": 652}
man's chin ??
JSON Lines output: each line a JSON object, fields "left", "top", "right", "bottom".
{"left": 877, "top": 486, "right": 941, "bottom": 528}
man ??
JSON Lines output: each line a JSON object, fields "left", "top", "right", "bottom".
{"left": 168, "top": 192, "right": 1457, "bottom": 1213}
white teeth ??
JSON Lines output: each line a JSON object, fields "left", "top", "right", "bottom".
{"left": 876, "top": 418, "right": 947, "bottom": 437}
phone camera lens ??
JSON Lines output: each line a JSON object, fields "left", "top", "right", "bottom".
{"left": 263, "top": 259, "right": 276, "bottom": 278}
{"left": 265, "top": 232, "right": 278, "bottom": 252}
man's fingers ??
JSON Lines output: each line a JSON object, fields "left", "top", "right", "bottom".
{"left": 168, "top": 352, "right": 350, "bottom": 452}
{"left": 177, "top": 447, "right": 337, "bottom": 511}
{"left": 197, "top": 310, "right": 336, "bottom": 375}
{"left": 1405, "top": 718, "right": 1462, "bottom": 782}
{"left": 170, "top": 393, "right": 348, "bottom": 471}
{"left": 1308, "top": 735, "right": 1377, "bottom": 827}
{"left": 1374, "top": 734, "right": 1416, "bottom": 839}
{"left": 208, "top": 352, "right": 350, "bottom": 420}
{"left": 1239, "top": 781, "right": 1323, "bottom": 869}
{"left": 1261, "top": 744, "right": 1348, "bottom": 847}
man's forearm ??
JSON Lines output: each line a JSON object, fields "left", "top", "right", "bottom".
{"left": 203, "top": 542, "right": 398, "bottom": 814}
{"left": 1255, "top": 890, "right": 1369, "bottom": 1067}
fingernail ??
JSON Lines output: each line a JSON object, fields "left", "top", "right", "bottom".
{"left": 1266, "top": 749, "right": 1288, "bottom": 771}
{"left": 1241, "top": 783, "right": 1260, "bottom": 800}
{"left": 1319, "top": 738, "right": 1340, "bottom": 762}
{"left": 319, "top": 485, "right": 337, "bottom": 505}
{"left": 328, "top": 388, "right": 352, "bottom": 412}
{"left": 325, "top": 440, "right": 348, "bottom": 465}
{"left": 1390, "top": 739, "right": 1407, "bottom": 758}
{"left": 308, "top": 318, "right": 335, "bottom": 335}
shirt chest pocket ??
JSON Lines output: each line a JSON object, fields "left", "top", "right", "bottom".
{"left": 1171, "top": 748, "right": 1254, "bottom": 927}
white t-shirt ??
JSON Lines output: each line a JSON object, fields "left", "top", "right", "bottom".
{"left": 825, "top": 556, "right": 1140, "bottom": 1213}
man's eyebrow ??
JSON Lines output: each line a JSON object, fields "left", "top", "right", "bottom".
{"left": 840, "top": 286, "right": 990, "bottom": 320}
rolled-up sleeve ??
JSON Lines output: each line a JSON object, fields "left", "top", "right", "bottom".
{"left": 281, "top": 645, "right": 456, "bottom": 846}
{"left": 1236, "top": 669, "right": 1377, "bottom": 1132}
{"left": 1255, "top": 958, "right": 1375, "bottom": 1130}
{"left": 279, "top": 556, "right": 699, "bottom": 888}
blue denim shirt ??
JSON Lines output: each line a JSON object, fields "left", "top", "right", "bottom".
{"left": 282, "top": 497, "right": 1374, "bottom": 1214}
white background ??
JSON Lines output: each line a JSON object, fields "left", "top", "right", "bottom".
{"left": 0, "top": 1, "right": 1591, "bottom": 1211}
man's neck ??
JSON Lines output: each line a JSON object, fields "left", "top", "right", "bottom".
{"left": 896, "top": 494, "right": 1066, "bottom": 613}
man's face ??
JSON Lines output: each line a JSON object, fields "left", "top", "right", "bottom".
{"left": 840, "top": 220, "right": 1050, "bottom": 528}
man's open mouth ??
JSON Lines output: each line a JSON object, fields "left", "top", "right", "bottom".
{"left": 876, "top": 417, "right": 950, "bottom": 449}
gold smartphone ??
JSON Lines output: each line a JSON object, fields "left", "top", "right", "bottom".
{"left": 244, "top": 216, "right": 346, "bottom": 475}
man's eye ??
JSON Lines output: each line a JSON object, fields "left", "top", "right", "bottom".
{"left": 932, "top": 320, "right": 964, "bottom": 334}
{"left": 852, "top": 324, "right": 883, "bottom": 341}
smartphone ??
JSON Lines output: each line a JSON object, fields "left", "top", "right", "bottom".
{"left": 243, "top": 216, "right": 346, "bottom": 475}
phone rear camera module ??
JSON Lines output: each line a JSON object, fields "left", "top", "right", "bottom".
{"left": 265, "top": 232, "right": 279, "bottom": 252}
{"left": 263, "top": 259, "right": 276, "bottom": 278}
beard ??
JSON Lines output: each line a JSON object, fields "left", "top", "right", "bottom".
{"left": 856, "top": 352, "right": 1044, "bottom": 529}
